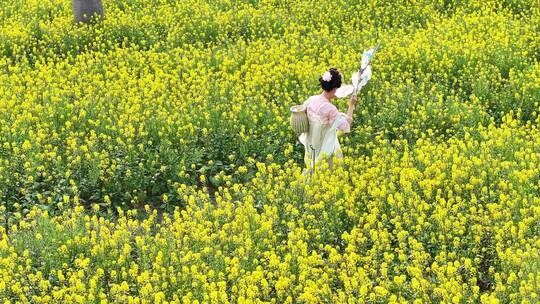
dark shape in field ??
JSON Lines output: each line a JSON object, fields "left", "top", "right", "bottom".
{"left": 72, "top": 0, "right": 104, "bottom": 24}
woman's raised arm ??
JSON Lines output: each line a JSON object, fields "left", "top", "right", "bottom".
{"left": 346, "top": 94, "right": 357, "bottom": 123}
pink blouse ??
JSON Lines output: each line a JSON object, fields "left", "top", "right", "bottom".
{"left": 304, "top": 94, "right": 352, "bottom": 132}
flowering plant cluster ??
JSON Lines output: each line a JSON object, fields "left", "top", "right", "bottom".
{"left": 0, "top": 0, "right": 538, "bottom": 302}
{"left": 0, "top": 0, "right": 536, "bottom": 211}
{"left": 1, "top": 116, "right": 540, "bottom": 303}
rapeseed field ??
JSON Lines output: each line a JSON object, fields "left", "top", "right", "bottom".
{"left": 0, "top": 0, "right": 538, "bottom": 302}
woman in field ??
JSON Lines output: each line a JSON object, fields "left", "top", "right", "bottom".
{"left": 299, "top": 68, "right": 357, "bottom": 173}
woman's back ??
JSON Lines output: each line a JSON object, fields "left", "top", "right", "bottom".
{"left": 305, "top": 94, "right": 335, "bottom": 125}
{"left": 304, "top": 94, "right": 351, "bottom": 135}
{"left": 299, "top": 93, "right": 352, "bottom": 168}
{"left": 303, "top": 94, "right": 336, "bottom": 153}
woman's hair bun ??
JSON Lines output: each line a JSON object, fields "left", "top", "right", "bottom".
{"left": 319, "top": 68, "right": 342, "bottom": 91}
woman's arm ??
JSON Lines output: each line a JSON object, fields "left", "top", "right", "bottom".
{"left": 346, "top": 94, "right": 357, "bottom": 123}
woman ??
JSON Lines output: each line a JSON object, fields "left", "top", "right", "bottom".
{"left": 299, "top": 68, "right": 357, "bottom": 174}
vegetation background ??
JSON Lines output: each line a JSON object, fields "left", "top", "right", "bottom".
{"left": 0, "top": 0, "right": 538, "bottom": 303}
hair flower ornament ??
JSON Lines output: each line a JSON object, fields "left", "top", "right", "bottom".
{"left": 321, "top": 71, "right": 332, "bottom": 82}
